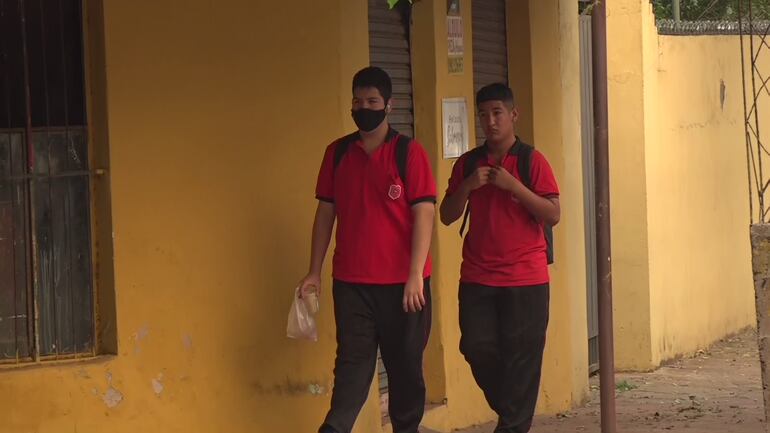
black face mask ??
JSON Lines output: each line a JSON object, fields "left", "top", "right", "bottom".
{"left": 351, "top": 108, "right": 387, "bottom": 132}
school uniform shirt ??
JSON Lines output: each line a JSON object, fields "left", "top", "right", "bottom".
{"left": 446, "top": 146, "right": 559, "bottom": 287}
{"left": 316, "top": 129, "right": 437, "bottom": 284}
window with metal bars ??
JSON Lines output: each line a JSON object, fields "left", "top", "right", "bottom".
{"left": 0, "top": 0, "right": 95, "bottom": 362}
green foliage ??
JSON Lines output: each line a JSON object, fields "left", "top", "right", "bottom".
{"left": 616, "top": 380, "right": 638, "bottom": 393}
{"left": 387, "top": 0, "right": 414, "bottom": 10}
{"left": 650, "top": 0, "right": 770, "bottom": 21}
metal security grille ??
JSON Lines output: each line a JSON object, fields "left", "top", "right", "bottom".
{"left": 0, "top": 0, "right": 94, "bottom": 362}
{"left": 472, "top": 0, "right": 509, "bottom": 146}
{"left": 369, "top": 0, "right": 414, "bottom": 138}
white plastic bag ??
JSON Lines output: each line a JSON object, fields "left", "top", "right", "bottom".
{"left": 287, "top": 287, "right": 318, "bottom": 341}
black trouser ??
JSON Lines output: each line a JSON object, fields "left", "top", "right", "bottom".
{"left": 459, "top": 283, "right": 550, "bottom": 433}
{"left": 319, "top": 279, "right": 431, "bottom": 433}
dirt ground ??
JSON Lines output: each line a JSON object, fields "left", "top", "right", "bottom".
{"left": 452, "top": 329, "right": 765, "bottom": 433}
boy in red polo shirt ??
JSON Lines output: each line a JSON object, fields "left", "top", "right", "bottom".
{"left": 439, "top": 83, "right": 560, "bottom": 433}
{"left": 297, "top": 67, "right": 437, "bottom": 433}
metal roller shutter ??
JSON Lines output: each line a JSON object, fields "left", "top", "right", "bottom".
{"left": 369, "top": 0, "right": 414, "bottom": 138}
{"left": 472, "top": 0, "right": 509, "bottom": 146}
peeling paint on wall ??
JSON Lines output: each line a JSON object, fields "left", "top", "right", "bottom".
{"left": 182, "top": 334, "right": 193, "bottom": 351}
{"left": 152, "top": 373, "right": 164, "bottom": 396}
{"left": 130, "top": 326, "right": 150, "bottom": 355}
{"left": 103, "top": 387, "right": 123, "bottom": 408}
{"left": 102, "top": 373, "right": 124, "bottom": 408}
{"left": 251, "top": 379, "right": 330, "bottom": 397}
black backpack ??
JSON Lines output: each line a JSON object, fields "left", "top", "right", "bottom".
{"left": 333, "top": 130, "right": 411, "bottom": 185}
{"left": 458, "top": 138, "right": 555, "bottom": 264}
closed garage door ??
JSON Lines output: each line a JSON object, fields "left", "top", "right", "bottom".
{"left": 369, "top": 0, "right": 414, "bottom": 138}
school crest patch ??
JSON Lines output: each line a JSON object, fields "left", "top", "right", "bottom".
{"left": 388, "top": 184, "right": 403, "bottom": 200}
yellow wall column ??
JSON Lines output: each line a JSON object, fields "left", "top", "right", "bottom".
{"left": 411, "top": 0, "right": 497, "bottom": 430}
{"left": 606, "top": 0, "right": 656, "bottom": 371}
{"left": 506, "top": 0, "right": 534, "bottom": 144}
{"left": 527, "top": 0, "right": 590, "bottom": 410}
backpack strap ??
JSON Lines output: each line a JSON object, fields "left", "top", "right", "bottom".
{"left": 462, "top": 143, "right": 487, "bottom": 178}
{"left": 333, "top": 132, "right": 360, "bottom": 171}
{"left": 512, "top": 139, "right": 555, "bottom": 264}
{"left": 458, "top": 144, "right": 488, "bottom": 237}
{"left": 394, "top": 133, "right": 411, "bottom": 185}
{"left": 334, "top": 129, "right": 411, "bottom": 188}
{"left": 512, "top": 139, "right": 535, "bottom": 189}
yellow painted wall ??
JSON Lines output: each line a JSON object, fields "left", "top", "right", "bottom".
{"left": 0, "top": 1, "right": 588, "bottom": 433}
{"left": 0, "top": 1, "right": 380, "bottom": 432}
{"left": 609, "top": 0, "right": 760, "bottom": 370}
{"left": 647, "top": 32, "right": 762, "bottom": 363}
{"left": 506, "top": 0, "right": 534, "bottom": 145}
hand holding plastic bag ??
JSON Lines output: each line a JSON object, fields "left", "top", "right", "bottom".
{"left": 287, "top": 287, "right": 318, "bottom": 341}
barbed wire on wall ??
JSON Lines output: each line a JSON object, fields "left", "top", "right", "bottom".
{"left": 650, "top": 0, "right": 770, "bottom": 35}
{"left": 657, "top": 19, "right": 770, "bottom": 34}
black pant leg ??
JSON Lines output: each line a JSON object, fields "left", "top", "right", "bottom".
{"left": 495, "top": 284, "right": 550, "bottom": 433}
{"left": 377, "top": 279, "right": 432, "bottom": 433}
{"left": 319, "top": 281, "right": 380, "bottom": 433}
{"left": 459, "top": 282, "right": 503, "bottom": 413}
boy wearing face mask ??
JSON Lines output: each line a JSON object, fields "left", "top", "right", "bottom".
{"left": 297, "top": 66, "right": 437, "bottom": 433}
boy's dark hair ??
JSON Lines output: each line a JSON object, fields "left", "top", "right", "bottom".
{"left": 476, "top": 83, "right": 515, "bottom": 108}
{"left": 352, "top": 66, "right": 393, "bottom": 102}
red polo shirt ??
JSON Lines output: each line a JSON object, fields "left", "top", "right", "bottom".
{"left": 316, "top": 130, "right": 437, "bottom": 284}
{"left": 446, "top": 146, "right": 559, "bottom": 287}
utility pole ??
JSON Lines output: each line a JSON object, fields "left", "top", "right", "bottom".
{"left": 592, "top": 1, "right": 617, "bottom": 431}
{"left": 673, "top": 0, "right": 681, "bottom": 23}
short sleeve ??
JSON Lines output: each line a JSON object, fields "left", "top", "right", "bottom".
{"left": 445, "top": 155, "right": 466, "bottom": 196}
{"left": 315, "top": 143, "right": 336, "bottom": 202}
{"left": 405, "top": 140, "right": 437, "bottom": 205}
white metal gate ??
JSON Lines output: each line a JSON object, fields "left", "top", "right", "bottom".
{"left": 580, "top": 14, "right": 600, "bottom": 374}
